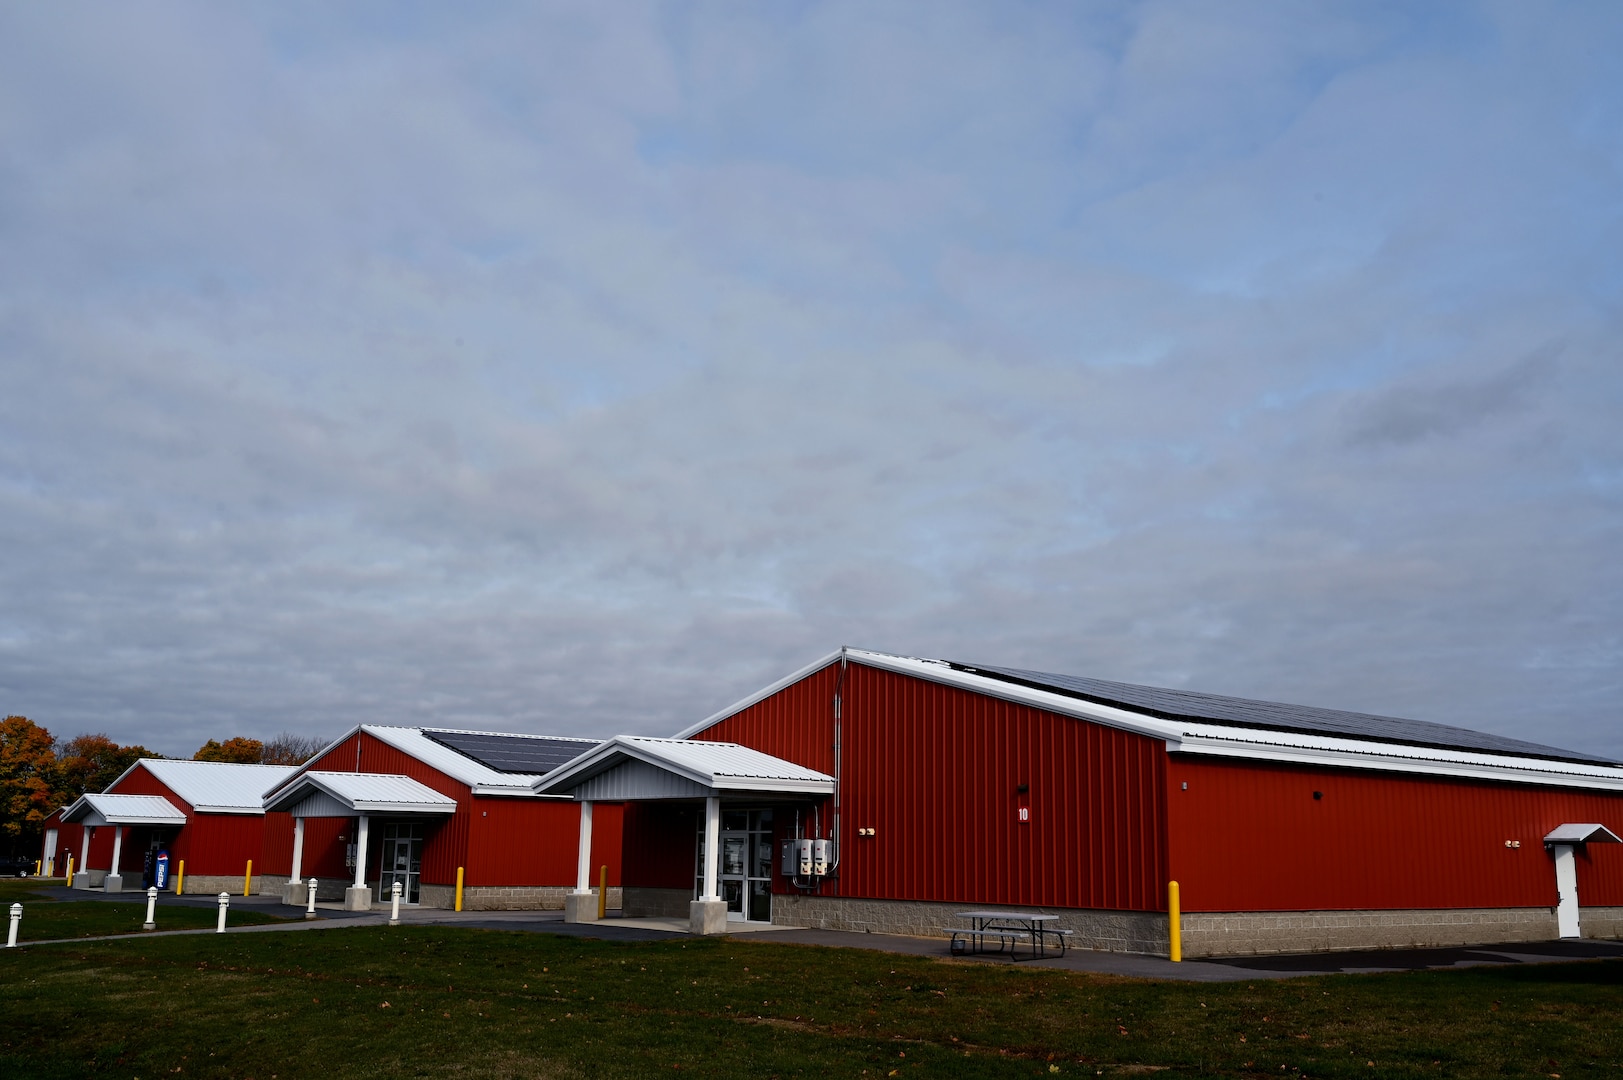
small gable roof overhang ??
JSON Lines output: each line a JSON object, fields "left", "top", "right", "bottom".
{"left": 263, "top": 772, "right": 458, "bottom": 817}
{"left": 678, "top": 648, "right": 1623, "bottom": 793}
{"left": 61, "top": 793, "right": 188, "bottom": 827}
{"left": 534, "top": 736, "right": 835, "bottom": 802}
{"left": 1544, "top": 823, "right": 1623, "bottom": 845}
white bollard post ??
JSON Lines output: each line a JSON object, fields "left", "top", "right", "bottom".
{"left": 216, "top": 892, "right": 230, "bottom": 934}
{"left": 6, "top": 903, "right": 19, "bottom": 948}
{"left": 143, "top": 886, "right": 158, "bottom": 931}
{"left": 305, "top": 878, "right": 319, "bottom": 920}
{"left": 389, "top": 880, "right": 402, "bottom": 926}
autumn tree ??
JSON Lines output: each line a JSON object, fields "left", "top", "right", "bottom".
{"left": 55, "top": 734, "right": 155, "bottom": 801}
{"left": 1, "top": 716, "right": 61, "bottom": 849}
{"left": 260, "top": 731, "right": 328, "bottom": 766}
{"left": 193, "top": 737, "right": 264, "bottom": 764}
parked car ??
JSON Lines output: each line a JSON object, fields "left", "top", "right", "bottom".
{"left": 0, "top": 854, "right": 34, "bottom": 877}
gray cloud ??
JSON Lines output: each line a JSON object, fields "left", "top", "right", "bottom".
{"left": 1, "top": 2, "right": 1619, "bottom": 762}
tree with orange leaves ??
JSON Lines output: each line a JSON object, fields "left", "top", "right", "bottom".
{"left": 1, "top": 716, "right": 60, "bottom": 848}
{"left": 193, "top": 737, "right": 264, "bottom": 764}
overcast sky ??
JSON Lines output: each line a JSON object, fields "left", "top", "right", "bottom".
{"left": 2, "top": 2, "right": 1620, "bottom": 761}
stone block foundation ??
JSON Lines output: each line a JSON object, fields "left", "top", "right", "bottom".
{"left": 623, "top": 887, "right": 693, "bottom": 919}
{"left": 769, "top": 895, "right": 1169, "bottom": 955}
{"left": 414, "top": 884, "right": 624, "bottom": 911}
{"left": 176, "top": 874, "right": 261, "bottom": 898}
{"left": 757, "top": 898, "right": 1622, "bottom": 957}
{"left": 1178, "top": 907, "right": 1568, "bottom": 958}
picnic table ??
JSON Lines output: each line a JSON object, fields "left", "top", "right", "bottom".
{"left": 943, "top": 910, "right": 1072, "bottom": 961}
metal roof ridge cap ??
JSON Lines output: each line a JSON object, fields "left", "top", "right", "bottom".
{"left": 671, "top": 648, "right": 848, "bottom": 739}
{"left": 868, "top": 652, "right": 1188, "bottom": 740}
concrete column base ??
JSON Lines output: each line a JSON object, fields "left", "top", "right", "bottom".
{"left": 343, "top": 885, "right": 374, "bottom": 911}
{"left": 283, "top": 882, "right": 311, "bottom": 906}
{"left": 690, "top": 899, "right": 729, "bottom": 936}
{"left": 563, "top": 891, "right": 599, "bottom": 923}
{"left": 71, "top": 872, "right": 91, "bottom": 890}
{"left": 103, "top": 874, "right": 124, "bottom": 894}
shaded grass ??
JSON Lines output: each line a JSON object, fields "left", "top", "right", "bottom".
{"left": 0, "top": 925, "right": 1618, "bottom": 1079}
{"left": 0, "top": 878, "right": 286, "bottom": 940}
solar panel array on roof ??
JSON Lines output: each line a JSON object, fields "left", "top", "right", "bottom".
{"left": 952, "top": 662, "right": 1620, "bottom": 767}
{"left": 422, "top": 730, "right": 597, "bottom": 776}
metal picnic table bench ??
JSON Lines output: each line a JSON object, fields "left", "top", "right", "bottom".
{"left": 942, "top": 910, "right": 1073, "bottom": 961}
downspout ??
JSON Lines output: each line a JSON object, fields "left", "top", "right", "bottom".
{"left": 828, "top": 647, "right": 846, "bottom": 879}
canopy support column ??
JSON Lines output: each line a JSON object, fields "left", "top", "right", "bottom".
{"left": 73, "top": 827, "right": 93, "bottom": 889}
{"left": 105, "top": 827, "right": 126, "bottom": 893}
{"left": 689, "top": 796, "right": 726, "bottom": 936}
{"left": 564, "top": 801, "right": 598, "bottom": 923}
{"left": 344, "top": 814, "right": 372, "bottom": 911}
{"left": 290, "top": 817, "right": 305, "bottom": 885}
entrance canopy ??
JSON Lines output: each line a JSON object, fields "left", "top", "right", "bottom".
{"left": 263, "top": 771, "right": 457, "bottom": 817}
{"left": 61, "top": 793, "right": 187, "bottom": 827}
{"left": 1544, "top": 823, "right": 1622, "bottom": 845}
{"left": 533, "top": 736, "right": 835, "bottom": 801}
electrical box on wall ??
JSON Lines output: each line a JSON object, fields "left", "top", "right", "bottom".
{"left": 811, "top": 838, "right": 831, "bottom": 876}
{"left": 781, "top": 838, "right": 813, "bottom": 877}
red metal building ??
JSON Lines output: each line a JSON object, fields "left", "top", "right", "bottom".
{"left": 260, "top": 725, "right": 623, "bottom": 910}
{"left": 597, "top": 648, "right": 1623, "bottom": 955}
{"left": 57, "top": 759, "right": 298, "bottom": 895}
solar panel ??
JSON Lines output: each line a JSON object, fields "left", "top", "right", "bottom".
{"left": 953, "top": 663, "right": 1619, "bottom": 767}
{"left": 422, "top": 730, "right": 598, "bottom": 776}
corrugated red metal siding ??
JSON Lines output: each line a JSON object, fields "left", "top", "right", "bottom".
{"left": 180, "top": 814, "right": 271, "bottom": 876}
{"left": 697, "top": 660, "right": 1168, "bottom": 911}
{"left": 1166, "top": 756, "right": 1623, "bottom": 911}
{"left": 623, "top": 803, "right": 699, "bottom": 889}
{"left": 464, "top": 798, "right": 622, "bottom": 887}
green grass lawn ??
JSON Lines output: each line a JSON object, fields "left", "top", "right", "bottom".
{"left": 0, "top": 878, "right": 286, "bottom": 941}
{"left": 2, "top": 925, "right": 1619, "bottom": 1079}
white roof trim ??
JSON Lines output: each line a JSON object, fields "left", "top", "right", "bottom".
{"left": 676, "top": 647, "right": 1623, "bottom": 793}
{"left": 264, "top": 771, "right": 457, "bottom": 815}
{"left": 62, "top": 793, "right": 188, "bottom": 826}
{"left": 535, "top": 736, "right": 835, "bottom": 798}
{"left": 1544, "top": 823, "right": 1623, "bottom": 844}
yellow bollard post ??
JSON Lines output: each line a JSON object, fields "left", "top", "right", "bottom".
{"left": 1168, "top": 880, "right": 1182, "bottom": 963}
{"left": 244, "top": 859, "right": 253, "bottom": 897}
{"left": 66, "top": 854, "right": 74, "bottom": 882}
{"left": 454, "top": 867, "right": 464, "bottom": 912}
{"left": 176, "top": 860, "right": 185, "bottom": 896}
{"left": 598, "top": 865, "right": 608, "bottom": 919}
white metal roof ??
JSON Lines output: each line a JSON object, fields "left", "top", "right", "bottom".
{"left": 534, "top": 736, "right": 836, "bottom": 798}
{"left": 678, "top": 647, "right": 1623, "bottom": 793}
{"left": 104, "top": 759, "right": 299, "bottom": 814}
{"left": 1544, "top": 823, "right": 1622, "bottom": 844}
{"left": 264, "top": 771, "right": 458, "bottom": 815}
{"left": 62, "top": 793, "right": 189, "bottom": 826}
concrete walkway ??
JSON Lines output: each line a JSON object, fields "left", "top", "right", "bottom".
{"left": 15, "top": 883, "right": 1623, "bottom": 982}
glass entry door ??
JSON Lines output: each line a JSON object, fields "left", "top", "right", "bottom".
{"left": 378, "top": 823, "right": 423, "bottom": 904}
{"left": 696, "top": 809, "right": 773, "bottom": 922}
